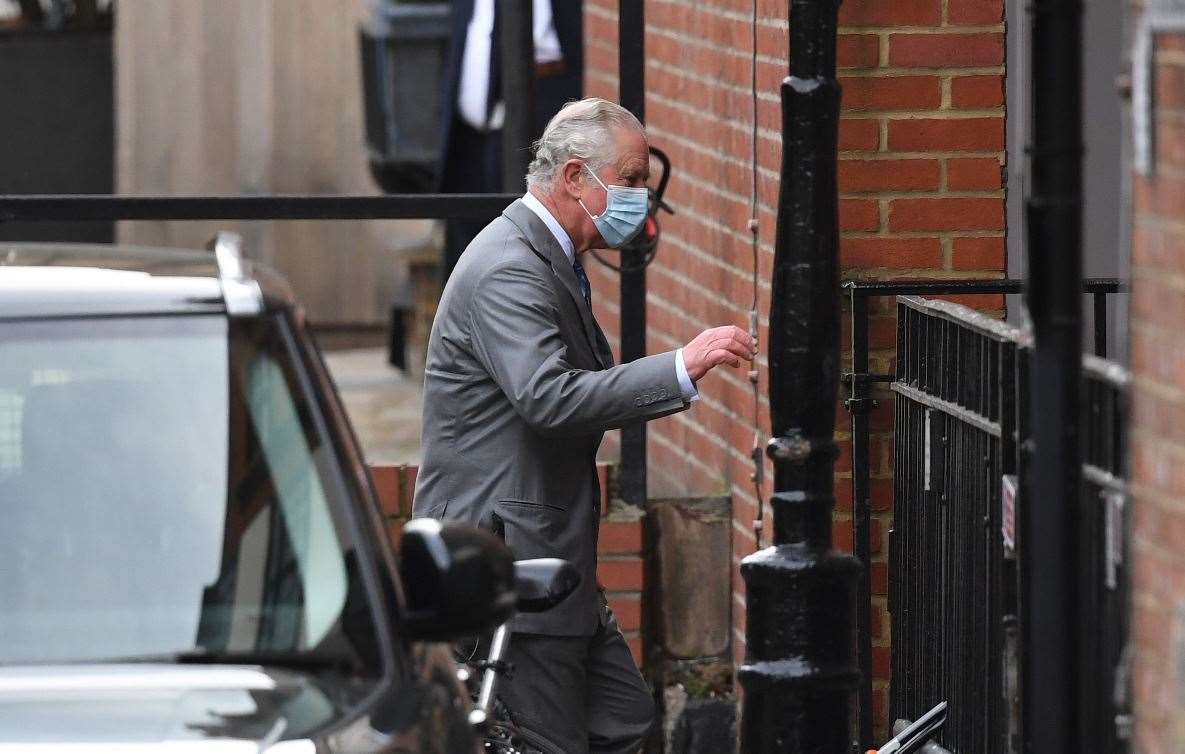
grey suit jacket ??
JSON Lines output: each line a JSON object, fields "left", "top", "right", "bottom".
{"left": 412, "top": 199, "right": 689, "bottom": 636}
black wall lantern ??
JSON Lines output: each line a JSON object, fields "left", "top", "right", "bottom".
{"left": 359, "top": 0, "right": 451, "bottom": 193}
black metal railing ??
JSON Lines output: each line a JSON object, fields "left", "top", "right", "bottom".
{"left": 843, "top": 277, "right": 1123, "bottom": 749}
{"left": 1076, "top": 356, "right": 1132, "bottom": 753}
{"left": 884, "top": 293, "right": 1130, "bottom": 754}
{"left": 890, "top": 296, "right": 1017, "bottom": 754}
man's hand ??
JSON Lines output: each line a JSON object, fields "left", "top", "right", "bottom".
{"left": 682, "top": 325, "right": 756, "bottom": 382}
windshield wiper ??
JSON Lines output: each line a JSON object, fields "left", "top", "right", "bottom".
{"left": 73, "top": 650, "right": 357, "bottom": 671}
{"left": 175, "top": 650, "right": 357, "bottom": 671}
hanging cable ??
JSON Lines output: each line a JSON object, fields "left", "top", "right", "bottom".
{"left": 747, "top": 0, "right": 765, "bottom": 549}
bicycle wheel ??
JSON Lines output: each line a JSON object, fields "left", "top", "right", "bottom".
{"left": 479, "top": 719, "right": 535, "bottom": 754}
{"left": 479, "top": 698, "right": 566, "bottom": 754}
{"left": 510, "top": 723, "right": 566, "bottom": 754}
{"left": 480, "top": 720, "right": 563, "bottom": 754}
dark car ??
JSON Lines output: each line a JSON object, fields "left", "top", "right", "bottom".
{"left": 0, "top": 235, "right": 518, "bottom": 753}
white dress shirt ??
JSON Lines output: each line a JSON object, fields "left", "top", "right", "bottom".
{"left": 458, "top": 0, "right": 564, "bottom": 132}
{"left": 521, "top": 192, "right": 699, "bottom": 402}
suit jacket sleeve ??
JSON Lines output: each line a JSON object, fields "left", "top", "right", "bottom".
{"left": 468, "top": 261, "right": 688, "bottom": 437}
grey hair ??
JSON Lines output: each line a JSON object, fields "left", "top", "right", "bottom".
{"left": 525, "top": 98, "right": 644, "bottom": 189}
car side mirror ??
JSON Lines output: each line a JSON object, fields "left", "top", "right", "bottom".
{"left": 399, "top": 518, "right": 517, "bottom": 641}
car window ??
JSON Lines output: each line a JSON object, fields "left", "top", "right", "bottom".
{"left": 0, "top": 314, "right": 377, "bottom": 668}
{"left": 242, "top": 353, "right": 347, "bottom": 648}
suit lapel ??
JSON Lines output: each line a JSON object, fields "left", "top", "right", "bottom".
{"left": 503, "top": 200, "right": 608, "bottom": 368}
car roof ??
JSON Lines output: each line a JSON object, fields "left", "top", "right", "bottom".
{"left": 0, "top": 242, "right": 293, "bottom": 319}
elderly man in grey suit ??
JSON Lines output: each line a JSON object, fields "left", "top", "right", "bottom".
{"left": 412, "top": 97, "right": 755, "bottom": 753}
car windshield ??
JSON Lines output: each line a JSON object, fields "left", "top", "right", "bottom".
{"left": 0, "top": 314, "right": 379, "bottom": 668}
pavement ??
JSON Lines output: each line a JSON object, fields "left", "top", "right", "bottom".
{"left": 322, "top": 347, "right": 423, "bottom": 466}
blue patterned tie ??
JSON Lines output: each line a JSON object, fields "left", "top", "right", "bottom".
{"left": 572, "top": 258, "right": 592, "bottom": 307}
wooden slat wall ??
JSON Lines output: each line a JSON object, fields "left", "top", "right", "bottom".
{"left": 115, "top": 0, "right": 434, "bottom": 324}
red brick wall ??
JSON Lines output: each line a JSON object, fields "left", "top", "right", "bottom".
{"left": 583, "top": 0, "right": 1006, "bottom": 727}
{"left": 372, "top": 463, "right": 646, "bottom": 664}
{"left": 1130, "top": 27, "right": 1185, "bottom": 754}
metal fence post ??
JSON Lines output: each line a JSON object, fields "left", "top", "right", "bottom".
{"left": 1022, "top": 0, "right": 1085, "bottom": 749}
{"left": 848, "top": 288, "right": 875, "bottom": 750}
{"left": 618, "top": 0, "right": 648, "bottom": 507}
{"left": 738, "top": 0, "right": 861, "bottom": 751}
{"left": 1093, "top": 291, "right": 1108, "bottom": 358}
{"left": 500, "top": 0, "right": 534, "bottom": 193}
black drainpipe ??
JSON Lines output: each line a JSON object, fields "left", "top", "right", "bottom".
{"left": 1021, "top": 0, "right": 1085, "bottom": 751}
{"left": 738, "top": 0, "right": 861, "bottom": 751}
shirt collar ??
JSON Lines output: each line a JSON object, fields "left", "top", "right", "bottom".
{"left": 522, "top": 191, "right": 576, "bottom": 264}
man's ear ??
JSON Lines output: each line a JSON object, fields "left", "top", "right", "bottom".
{"left": 560, "top": 160, "right": 585, "bottom": 199}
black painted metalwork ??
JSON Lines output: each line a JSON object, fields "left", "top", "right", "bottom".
{"left": 849, "top": 289, "right": 875, "bottom": 750}
{"left": 738, "top": 0, "right": 860, "bottom": 751}
{"left": 842, "top": 277, "right": 1123, "bottom": 751}
{"left": 0, "top": 194, "right": 519, "bottom": 222}
{"left": 842, "top": 278, "right": 1121, "bottom": 296}
{"left": 889, "top": 295, "right": 1130, "bottom": 754}
{"left": 618, "top": 0, "right": 648, "bottom": 507}
{"left": 1079, "top": 358, "right": 1132, "bottom": 753}
{"left": 500, "top": 0, "right": 535, "bottom": 193}
{"left": 359, "top": 1, "right": 452, "bottom": 193}
{"left": 1093, "top": 291, "right": 1109, "bottom": 358}
{"left": 892, "top": 297, "right": 1012, "bottom": 754}
{"left": 1023, "top": 0, "right": 1086, "bottom": 748}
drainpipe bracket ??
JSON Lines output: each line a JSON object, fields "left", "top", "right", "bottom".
{"left": 767, "top": 432, "right": 836, "bottom": 463}
{"left": 844, "top": 397, "right": 879, "bottom": 415}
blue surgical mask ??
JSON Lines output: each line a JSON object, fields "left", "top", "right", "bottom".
{"left": 578, "top": 166, "right": 649, "bottom": 249}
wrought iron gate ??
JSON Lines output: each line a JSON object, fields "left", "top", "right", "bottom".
{"left": 890, "top": 295, "right": 1130, "bottom": 754}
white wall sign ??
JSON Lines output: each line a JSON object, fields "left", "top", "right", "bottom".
{"left": 1001, "top": 474, "right": 1017, "bottom": 553}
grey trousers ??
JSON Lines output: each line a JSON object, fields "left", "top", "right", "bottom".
{"left": 500, "top": 607, "right": 656, "bottom": 754}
